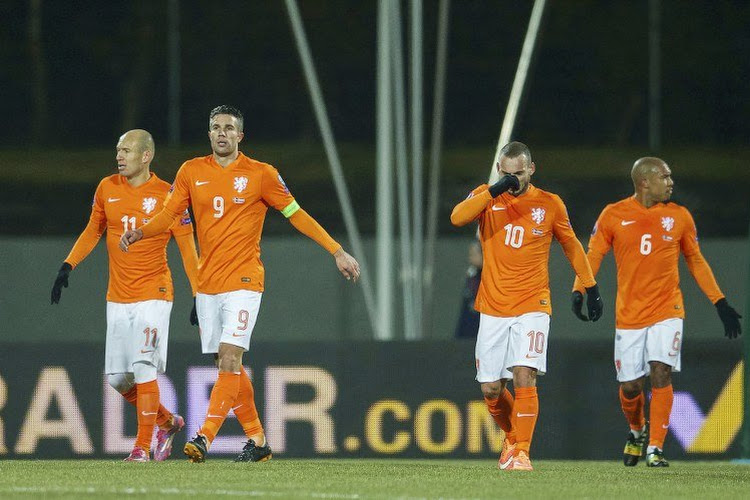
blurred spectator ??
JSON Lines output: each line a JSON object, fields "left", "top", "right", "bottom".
{"left": 455, "top": 241, "right": 483, "bottom": 338}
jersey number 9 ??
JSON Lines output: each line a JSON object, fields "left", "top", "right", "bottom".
{"left": 213, "top": 196, "right": 224, "bottom": 218}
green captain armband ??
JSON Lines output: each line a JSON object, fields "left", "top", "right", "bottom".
{"left": 281, "top": 200, "right": 301, "bottom": 218}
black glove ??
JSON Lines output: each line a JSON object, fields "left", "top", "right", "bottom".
{"left": 715, "top": 298, "right": 742, "bottom": 339}
{"left": 488, "top": 174, "right": 520, "bottom": 198}
{"left": 572, "top": 285, "right": 603, "bottom": 322}
{"left": 586, "top": 284, "right": 603, "bottom": 322}
{"left": 190, "top": 297, "right": 199, "bottom": 326}
{"left": 51, "top": 262, "right": 73, "bottom": 304}
{"left": 571, "top": 291, "right": 587, "bottom": 321}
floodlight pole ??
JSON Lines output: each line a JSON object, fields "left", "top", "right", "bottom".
{"left": 284, "top": 0, "right": 379, "bottom": 337}
{"left": 488, "top": 0, "right": 547, "bottom": 183}
{"left": 410, "top": 0, "right": 424, "bottom": 339}
{"left": 376, "top": 0, "right": 395, "bottom": 340}
{"left": 423, "top": 0, "right": 451, "bottom": 336}
{"left": 390, "top": 0, "right": 417, "bottom": 341}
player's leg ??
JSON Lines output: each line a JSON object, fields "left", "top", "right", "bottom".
{"left": 644, "top": 318, "right": 681, "bottom": 467}
{"left": 506, "top": 312, "right": 550, "bottom": 471}
{"left": 107, "top": 372, "right": 179, "bottom": 438}
{"left": 615, "top": 326, "right": 649, "bottom": 466}
{"left": 214, "top": 290, "right": 272, "bottom": 462}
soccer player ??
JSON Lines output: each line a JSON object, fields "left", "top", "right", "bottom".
{"left": 50, "top": 129, "right": 199, "bottom": 462}
{"left": 451, "top": 141, "right": 602, "bottom": 471}
{"left": 119, "top": 105, "right": 360, "bottom": 463}
{"left": 572, "top": 157, "right": 742, "bottom": 467}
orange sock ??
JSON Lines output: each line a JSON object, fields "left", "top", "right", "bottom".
{"left": 121, "top": 385, "right": 173, "bottom": 430}
{"left": 484, "top": 387, "right": 516, "bottom": 444}
{"left": 200, "top": 372, "right": 241, "bottom": 444}
{"left": 649, "top": 385, "right": 673, "bottom": 449}
{"left": 619, "top": 387, "right": 646, "bottom": 432}
{"left": 234, "top": 367, "right": 265, "bottom": 441}
{"left": 512, "top": 386, "right": 538, "bottom": 454}
{"left": 134, "top": 380, "right": 159, "bottom": 453}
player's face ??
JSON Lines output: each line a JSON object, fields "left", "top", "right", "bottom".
{"left": 497, "top": 154, "right": 535, "bottom": 196}
{"left": 115, "top": 135, "right": 148, "bottom": 179}
{"left": 209, "top": 114, "right": 244, "bottom": 157}
{"left": 645, "top": 164, "right": 674, "bottom": 202}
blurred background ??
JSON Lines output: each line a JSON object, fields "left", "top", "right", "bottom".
{"left": 0, "top": 0, "right": 748, "bottom": 460}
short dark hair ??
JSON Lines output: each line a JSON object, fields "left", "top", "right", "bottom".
{"left": 209, "top": 105, "right": 244, "bottom": 131}
{"left": 499, "top": 141, "right": 532, "bottom": 165}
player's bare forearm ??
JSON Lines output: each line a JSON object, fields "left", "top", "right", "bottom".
{"left": 450, "top": 189, "right": 491, "bottom": 227}
{"left": 333, "top": 248, "right": 361, "bottom": 282}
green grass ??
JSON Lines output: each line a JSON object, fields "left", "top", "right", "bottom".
{"left": 1, "top": 459, "right": 748, "bottom": 499}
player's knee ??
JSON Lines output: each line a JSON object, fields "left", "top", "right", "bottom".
{"left": 132, "top": 362, "right": 157, "bottom": 384}
{"left": 217, "top": 344, "right": 243, "bottom": 372}
{"left": 108, "top": 373, "right": 135, "bottom": 393}
{"left": 480, "top": 382, "right": 503, "bottom": 399}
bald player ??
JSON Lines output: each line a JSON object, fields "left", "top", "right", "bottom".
{"left": 119, "top": 105, "right": 360, "bottom": 463}
{"left": 451, "top": 141, "right": 602, "bottom": 471}
{"left": 51, "top": 129, "right": 199, "bottom": 462}
{"left": 572, "top": 157, "right": 742, "bottom": 467}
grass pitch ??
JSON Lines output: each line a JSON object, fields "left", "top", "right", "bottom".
{"left": 1, "top": 459, "right": 748, "bottom": 499}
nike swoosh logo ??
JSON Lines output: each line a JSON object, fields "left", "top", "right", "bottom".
{"left": 516, "top": 413, "right": 536, "bottom": 418}
{"left": 525, "top": 354, "right": 539, "bottom": 359}
{"left": 621, "top": 220, "right": 636, "bottom": 226}
{"left": 491, "top": 205, "right": 507, "bottom": 211}
{"left": 195, "top": 180, "right": 210, "bottom": 186}
{"left": 498, "top": 456, "right": 514, "bottom": 469}
{"left": 141, "top": 411, "right": 157, "bottom": 416}
{"left": 107, "top": 198, "right": 121, "bottom": 202}
{"left": 662, "top": 424, "right": 669, "bottom": 429}
{"left": 207, "top": 414, "right": 223, "bottom": 418}
{"left": 140, "top": 350, "right": 154, "bottom": 354}
{"left": 668, "top": 352, "right": 678, "bottom": 357}
{"left": 232, "top": 333, "right": 246, "bottom": 337}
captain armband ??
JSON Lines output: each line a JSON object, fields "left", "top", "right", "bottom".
{"left": 281, "top": 200, "right": 300, "bottom": 218}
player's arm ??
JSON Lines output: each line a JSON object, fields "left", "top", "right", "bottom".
{"left": 51, "top": 183, "right": 107, "bottom": 304}
{"left": 552, "top": 197, "right": 603, "bottom": 322}
{"left": 172, "top": 223, "right": 200, "bottom": 326}
{"left": 681, "top": 210, "right": 742, "bottom": 338}
{"left": 120, "top": 167, "right": 190, "bottom": 251}
{"left": 450, "top": 175, "right": 519, "bottom": 227}
{"left": 265, "top": 167, "right": 360, "bottom": 282}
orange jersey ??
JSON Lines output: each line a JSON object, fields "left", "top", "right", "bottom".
{"left": 65, "top": 173, "right": 194, "bottom": 303}
{"left": 582, "top": 197, "right": 723, "bottom": 328}
{"left": 455, "top": 184, "right": 595, "bottom": 317}
{"left": 161, "top": 153, "right": 297, "bottom": 294}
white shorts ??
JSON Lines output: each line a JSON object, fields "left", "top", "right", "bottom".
{"left": 105, "top": 300, "right": 172, "bottom": 374}
{"left": 614, "top": 318, "right": 683, "bottom": 382}
{"left": 475, "top": 312, "right": 550, "bottom": 383}
{"left": 196, "top": 290, "right": 262, "bottom": 353}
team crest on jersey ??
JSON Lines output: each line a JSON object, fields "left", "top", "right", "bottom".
{"left": 661, "top": 216, "right": 674, "bottom": 232}
{"left": 234, "top": 176, "right": 248, "bottom": 193}
{"left": 278, "top": 173, "right": 290, "bottom": 194}
{"left": 531, "top": 207, "right": 546, "bottom": 224}
{"left": 142, "top": 197, "right": 157, "bottom": 214}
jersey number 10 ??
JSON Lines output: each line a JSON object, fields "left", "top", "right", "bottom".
{"left": 503, "top": 224, "right": 524, "bottom": 248}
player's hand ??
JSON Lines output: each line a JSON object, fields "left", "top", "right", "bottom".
{"left": 585, "top": 284, "right": 603, "bottom": 322}
{"left": 488, "top": 174, "right": 520, "bottom": 198}
{"left": 334, "top": 248, "right": 360, "bottom": 282}
{"left": 119, "top": 229, "right": 143, "bottom": 252}
{"left": 50, "top": 262, "right": 72, "bottom": 304}
{"left": 190, "top": 297, "right": 199, "bottom": 326}
{"left": 571, "top": 291, "right": 588, "bottom": 321}
{"left": 715, "top": 298, "right": 742, "bottom": 339}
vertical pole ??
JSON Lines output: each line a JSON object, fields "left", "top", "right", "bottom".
{"left": 390, "top": 0, "right": 416, "bottom": 341}
{"left": 423, "top": 0, "right": 451, "bottom": 336}
{"left": 410, "top": 0, "right": 424, "bottom": 338}
{"left": 376, "top": 0, "right": 394, "bottom": 340}
{"left": 167, "top": 0, "right": 181, "bottom": 146}
{"left": 648, "top": 0, "right": 661, "bottom": 151}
